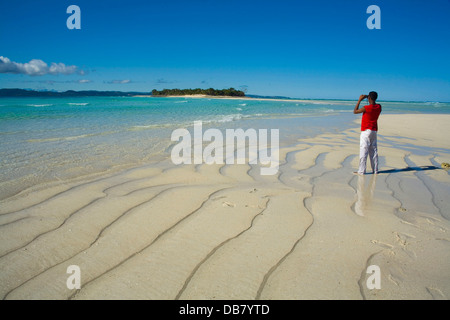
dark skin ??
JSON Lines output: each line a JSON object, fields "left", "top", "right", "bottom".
{"left": 354, "top": 94, "right": 381, "bottom": 114}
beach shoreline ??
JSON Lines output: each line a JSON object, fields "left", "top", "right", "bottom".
{"left": 1, "top": 113, "right": 449, "bottom": 300}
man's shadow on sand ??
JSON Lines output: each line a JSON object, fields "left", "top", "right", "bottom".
{"left": 354, "top": 165, "right": 444, "bottom": 216}
{"left": 377, "top": 165, "right": 440, "bottom": 174}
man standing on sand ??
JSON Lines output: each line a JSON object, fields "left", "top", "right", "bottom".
{"left": 354, "top": 91, "right": 382, "bottom": 175}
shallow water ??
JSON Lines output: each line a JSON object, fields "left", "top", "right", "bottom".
{"left": 1, "top": 96, "right": 449, "bottom": 200}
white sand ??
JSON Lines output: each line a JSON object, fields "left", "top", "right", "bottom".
{"left": 0, "top": 114, "right": 449, "bottom": 300}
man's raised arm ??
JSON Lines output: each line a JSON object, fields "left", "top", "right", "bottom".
{"left": 354, "top": 94, "right": 367, "bottom": 114}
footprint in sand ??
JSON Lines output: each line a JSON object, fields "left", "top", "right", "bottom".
{"left": 394, "top": 232, "right": 416, "bottom": 246}
{"left": 222, "top": 201, "right": 236, "bottom": 208}
{"left": 421, "top": 216, "right": 448, "bottom": 232}
{"left": 426, "top": 287, "right": 446, "bottom": 300}
{"left": 393, "top": 232, "right": 417, "bottom": 259}
{"left": 388, "top": 274, "right": 401, "bottom": 286}
{"left": 371, "top": 239, "right": 393, "bottom": 249}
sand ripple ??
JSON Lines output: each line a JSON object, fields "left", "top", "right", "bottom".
{"left": 1, "top": 114, "right": 450, "bottom": 300}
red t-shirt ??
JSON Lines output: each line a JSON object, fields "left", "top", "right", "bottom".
{"left": 361, "top": 104, "right": 381, "bottom": 131}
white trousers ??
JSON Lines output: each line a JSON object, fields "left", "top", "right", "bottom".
{"left": 358, "top": 129, "right": 378, "bottom": 174}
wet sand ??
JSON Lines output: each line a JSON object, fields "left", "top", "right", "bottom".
{"left": 1, "top": 114, "right": 449, "bottom": 300}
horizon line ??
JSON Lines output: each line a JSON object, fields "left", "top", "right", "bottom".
{"left": 0, "top": 88, "right": 449, "bottom": 104}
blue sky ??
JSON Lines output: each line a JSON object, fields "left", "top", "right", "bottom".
{"left": 1, "top": 0, "right": 449, "bottom": 101}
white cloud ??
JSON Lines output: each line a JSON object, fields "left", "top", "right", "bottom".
{"left": 0, "top": 56, "right": 80, "bottom": 76}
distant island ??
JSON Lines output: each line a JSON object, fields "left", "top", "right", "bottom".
{"left": 0, "top": 88, "right": 149, "bottom": 97}
{"left": 151, "top": 88, "right": 245, "bottom": 97}
{"left": 0, "top": 88, "right": 246, "bottom": 98}
{"left": 0, "top": 88, "right": 298, "bottom": 101}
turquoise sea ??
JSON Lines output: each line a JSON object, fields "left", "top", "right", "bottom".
{"left": 1, "top": 96, "right": 449, "bottom": 200}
